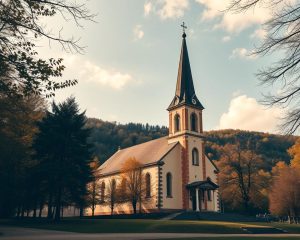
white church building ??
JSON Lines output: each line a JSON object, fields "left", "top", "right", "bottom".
{"left": 90, "top": 28, "right": 219, "bottom": 215}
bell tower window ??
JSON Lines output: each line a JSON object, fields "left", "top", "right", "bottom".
{"left": 190, "top": 113, "right": 198, "bottom": 132}
{"left": 192, "top": 148, "right": 199, "bottom": 166}
{"left": 174, "top": 114, "right": 181, "bottom": 132}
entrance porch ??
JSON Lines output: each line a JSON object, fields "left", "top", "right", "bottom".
{"left": 186, "top": 179, "right": 218, "bottom": 212}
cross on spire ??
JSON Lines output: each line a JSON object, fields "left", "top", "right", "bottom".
{"left": 181, "top": 22, "right": 187, "bottom": 33}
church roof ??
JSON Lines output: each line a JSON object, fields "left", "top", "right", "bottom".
{"left": 168, "top": 32, "right": 204, "bottom": 111}
{"left": 98, "top": 137, "right": 179, "bottom": 176}
{"left": 186, "top": 179, "right": 219, "bottom": 190}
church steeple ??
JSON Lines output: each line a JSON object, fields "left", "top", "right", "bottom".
{"left": 167, "top": 25, "right": 204, "bottom": 111}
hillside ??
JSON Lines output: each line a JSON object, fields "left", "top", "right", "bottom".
{"left": 87, "top": 118, "right": 298, "bottom": 168}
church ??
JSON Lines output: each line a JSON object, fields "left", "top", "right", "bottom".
{"left": 91, "top": 27, "right": 219, "bottom": 215}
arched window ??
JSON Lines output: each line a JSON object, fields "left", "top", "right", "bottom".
{"left": 145, "top": 173, "right": 151, "bottom": 198}
{"left": 101, "top": 182, "right": 105, "bottom": 202}
{"left": 174, "top": 114, "right": 181, "bottom": 132}
{"left": 190, "top": 113, "right": 198, "bottom": 132}
{"left": 192, "top": 148, "right": 199, "bottom": 166}
{"left": 166, "top": 172, "right": 172, "bottom": 197}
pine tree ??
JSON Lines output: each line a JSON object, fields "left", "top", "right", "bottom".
{"left": 34, "top": 97, "right": 92, "bottom": 220}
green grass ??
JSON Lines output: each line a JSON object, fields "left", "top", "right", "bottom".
{"left": 0, "top": 218, "right": 263, "bottom": 234}
{"left": 1, "top": 218, "right": 300, "bottom": 235}
{"left": 163, "top": 238, "right": 300, "bottom": 240}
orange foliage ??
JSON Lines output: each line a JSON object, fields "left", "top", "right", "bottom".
{"left": 288, "top": 139, "right": 300, "bottom": 169}
{"left": 269, "top": 167, "right": 300, "bottom": 217}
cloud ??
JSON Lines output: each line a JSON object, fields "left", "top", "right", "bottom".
{"left": 63, "top": 56, "right": 133, "bottom": 90}
{"left": 144, "top": 0, "right": 188, "bottom": 19}
{"left": 230, "top": 48, "right": 257, "bottom": 60}
{"left": 196, "top": 0, "right": 271, "bottom": 33}
{"left": 217, "top": 95, "right": 283, "bottom": 133}
{"left": 250, "top": 27, "right": 267, "bottom": 40}
{"left": 158, "top": 0, "right": 189, "bottom": 19}
{"left": 144, "top": 2, "right": 152, "bottom": 16}
{"left": 222, "top": 35, "right": 231, "bottom": 42}
{"left": 133, "top": 25, "right": 144, "bottom": 41}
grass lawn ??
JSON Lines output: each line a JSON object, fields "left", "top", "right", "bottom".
{"left": 1, "top": 218, "right": 300, "bottom": 236}
{"left": 0, "top": 218, "right": 263, "bottom": 233}
{"left": 164, "top": 238, "right": 300, "bottom": 240}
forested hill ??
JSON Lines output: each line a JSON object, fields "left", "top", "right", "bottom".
{"left": 86, "top": 118, "right": 168, "bottom": 163}
{"left": 87, "top": 118, "right": 298, "bottom": 168}
{"left": 204, "top": 129, "right": 297, "bottom": 170}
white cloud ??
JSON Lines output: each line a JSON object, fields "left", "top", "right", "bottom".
{"left": 158, "top": 0, "right": 189, "bottom": 19}
{"left": 144, "top": 0, "right": 188, "bottom": 19}
{"left": 133, "top": 25, "right": 144, "bottom": 40}
{"left": 222, "top": 35, "right": 231, "bottom": 42}
{"left": 144, "top": 2, "right": 152, "bottom": 16}
{"left": 250, "top": 28, "right": 267, "bottom": 39}
{"left": 196, "top": 0, "right": 271, "bottom": 33}
{"left": 63, "top": 56, "right": 133, "bottom": 90}
{"left": 230, "top": 47, "right": 257, "bottom": 60}
{"left": 217, "top": 95, "right": 283, "bottom": 133}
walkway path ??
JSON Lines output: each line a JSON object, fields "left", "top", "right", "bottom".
{"left": 1, "top": 226, "right": 300, "bottom": 240}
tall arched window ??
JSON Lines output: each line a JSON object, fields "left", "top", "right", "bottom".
{"left": 166, "top": 172, "right": 172, "bottom": 197}
{"left": 190, "top": 113, "right": 198, "bottom": 132}
{"left": 192, "top": 148, "right": 199, "bottom": 166}
{"left": 145, "top": 173, "right": 151, "bottom": 198}
{"left": 174, "top": 114, "right": 181, "bottom": 132}
{"left": 101, "top": 182, "right": 105, "bottom": 202}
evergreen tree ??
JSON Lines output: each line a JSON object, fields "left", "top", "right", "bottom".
{"left": 34, "top": 97, "right": 92, "bottom": 220}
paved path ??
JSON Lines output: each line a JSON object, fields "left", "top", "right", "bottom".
{"left": 1, "top": 226, "right": 300, "bottom": 240}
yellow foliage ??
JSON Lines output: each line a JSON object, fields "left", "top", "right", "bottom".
{"left": 289, "top": 139, "right": 300, "bottom": 169}
{"left": 271, "top": 161, "right": 288, "bottom": 176}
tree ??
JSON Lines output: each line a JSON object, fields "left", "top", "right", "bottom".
{"left": 120, "top": 157, "right": 145, "bottom": 214}
{"left": 269, "top": 167, "right": 300, "bottom": 222}
{"left": 34, "top": 97, "right": 92, "bottom": 220}
{"left": 86, "top": 157, "right": 101, "bottom": 217}
{"left": 228, "top": 1, "right": 300, "bottom": 134}
{"left": 288, "top": 139, "right": 300, "bottom": 169}
{"left": 0, "top": 0, "right": 94, "bottom": 97}
{"left": 104, "top": 179, "right": 118, "bottom": 215}
{"left": 0, "top": 93, "right": 46, "bottom": 217}
{"left": 217, "top": 143, "right": 269, "bottom": 213}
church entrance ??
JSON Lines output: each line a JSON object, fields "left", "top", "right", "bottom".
{"left": 190, "top": 188, "right": 202, "bottom": 211}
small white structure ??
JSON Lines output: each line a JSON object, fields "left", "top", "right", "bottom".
{"left": 89, "top": 30, "right": 219, "bottom": 215}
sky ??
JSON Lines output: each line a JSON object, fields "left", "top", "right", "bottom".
{"left": 38, "top": 0, "right": 287, "bottom": 134}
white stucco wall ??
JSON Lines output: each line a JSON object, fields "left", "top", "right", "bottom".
{"left": 87, "top": 166, "right": 159, "bottom": 215}
{"left": 160, "top": 144, "right": 182, "bottom": 210}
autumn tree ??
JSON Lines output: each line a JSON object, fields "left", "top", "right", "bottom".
{"left": 120, "top": 157, "right": 145, "bottom": 214}
{"left": 0, "top": 0, "right": 94, "bottom": 98}
{"left": 104, "top": 179, "right": 118, "bottom": 215}
{"left": 269, "top": 167, "right": 300, "bottom": 222}
{"left": 0, "top": 93, "right": 46, "bottom": 217}
{"left": 86, "top": 157, "right": 101, "bottom": 217}
{"left": 217, "top": 144, "right": 269, "bottom": 213}
{"left": 227, "top": 1, "right": 300, "bottom": 134}
{"left": 288, "top": 139, "right": 300, "bottom": 169}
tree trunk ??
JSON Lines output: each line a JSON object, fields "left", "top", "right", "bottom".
{"left": 80, "top": 206, "right": 84, "bottom": 218}
{"left": 33, "top": 207, "right": 37, "bottom": 218}
{"left": 39, "top": 205, "right": 43, "bottom": 218}
{"left": 132, "top": 200, "right": 137, "bottom": 214}
{"left": 47, "top": 194, "right": 53, "bottom": 219}
{"left": 54, "top": 188, "right": 62, "bottom": 221}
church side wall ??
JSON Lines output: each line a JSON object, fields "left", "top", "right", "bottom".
{"left": 205, "top": 156, "right": 219, "bottom": 212}
{"left": 161, "top": 144, "right": 182, "bottom": 210}
{"left": 188, "top": 137, "right": 204, "bottom": 183}
{"left": 88, "top": 166, "right": 159, "bottom": 215}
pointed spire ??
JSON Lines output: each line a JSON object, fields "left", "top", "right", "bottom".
{"left": 168, "top": 26, "right": 204, "bottom": 111}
